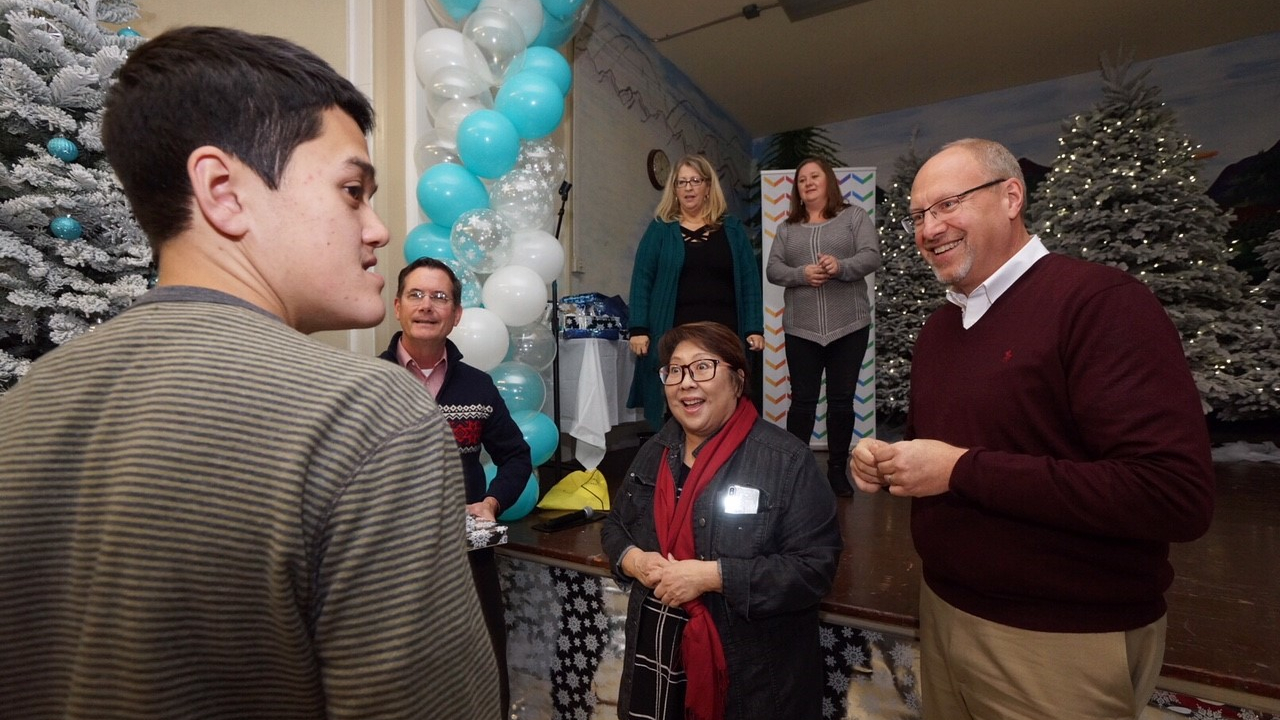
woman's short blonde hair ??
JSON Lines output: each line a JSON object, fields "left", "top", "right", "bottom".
{"left": 654, "top": 154, "right": 729, "bottom": 228}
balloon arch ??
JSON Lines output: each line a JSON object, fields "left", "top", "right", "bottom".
{"left": 408, "top": 0, "right": 593, "bottom": 521}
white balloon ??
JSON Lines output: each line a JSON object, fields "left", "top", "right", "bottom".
{"left": 507, "top": 320, "right": 557, "bottom": 371}
{"left": 413, "top": 28, "right": 487, "bottom": 88}
{"left": 451, "top": 209, "right": 513, "bottom": 274}
{"left": 414, "top": 129, "right": 462, "bottom": 174}
{"left": 426, "top": 64, "right": 493, "bottom": 120}
{"left": 479, "top": 0, "right": 543, "bottom": 52}
{"left": 451, "top": 306, "right": 510, "bottom": 371}
{"left": 434, "top": 96, "right": 488, "bottom": 148}
{"left": 490, "top": 166, "right": 555, "bottom": 231}
{"left": 463, "top": 7, "right": 529, "bottom": 85}
{"left": 482, "top": 265, "right": 548, "bottom": 326}
{"left": 509, "top": 228, "right": 565, "bottom": 283}
{"left": 515, "top": 138, "right": 567, "bottom": 193}
{"left": 458, "top": 267, "right": 485, "bottom": 307}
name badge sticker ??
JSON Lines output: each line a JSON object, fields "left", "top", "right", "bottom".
{"left": 723, "top": 485, "right": 761, "bottom": 515}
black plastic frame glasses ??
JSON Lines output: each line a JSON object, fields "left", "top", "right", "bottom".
{"left": 675, "top": 177, "right": 706, "bottom": 188}
{"left": 658, "top": 359, "right": 728, "bottom": 385}
{"left": 902, "top": 178, "right": 1007, "bottom": 233}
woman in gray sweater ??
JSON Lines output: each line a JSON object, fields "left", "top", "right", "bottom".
{"left": 766, "top": 158, "right": 881, "bottom": 496}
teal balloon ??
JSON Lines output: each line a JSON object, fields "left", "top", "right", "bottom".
{"left": 541, "top": 0, "right": 583, "bottom": 20}
{"left": 417, "top": 163, "right": 489, "bottom": 228}
{"left": 403, "top": 222, "right": 457, "bottom": 263}
{"left": 495, "top": 71, "right": 565, "bottom": 140}
{"left": 516, "top": 46, "right": 572, "bottom": 95}
{"left": 494, "top": 472, "right": 540, "bottom": 522}
{"left": 514, "top": 410, "right": 558, "bottom": 466}
{"left": 483, "top": 462, "right": 498, "bottom": 482}
{"left": 457, "top": 109, "right": 521, "bottom": 179}
{"left": 531, "top": 9, "right": 577, "bottom": 47}
{"left": 490, "top": 361, "right": 547, "bottom": 415}
{"left": 441, "top": 0, "right": 481, "bottom": 21}
{"left": 117, "top": 27, "right": 141, "bottom": 37}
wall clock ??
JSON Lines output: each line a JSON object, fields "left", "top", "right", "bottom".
{"left": 646, "top": 149, "right": 670, "bottom": 190}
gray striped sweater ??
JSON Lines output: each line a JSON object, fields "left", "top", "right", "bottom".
{"left": 0, "top": 287, "right": 499, "bottom": 719}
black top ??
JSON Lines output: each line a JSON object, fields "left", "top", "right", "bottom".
{"left": 674, "top": 224, "right": 738, "bottom": 331}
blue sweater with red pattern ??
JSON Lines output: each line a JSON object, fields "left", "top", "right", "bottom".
{"left": 381, "top": 334, "right": 532, "bottom": 511}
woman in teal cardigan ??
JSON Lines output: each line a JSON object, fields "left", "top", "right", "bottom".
{"left": 627, "top": 154, "right": 763, "bottom": 430}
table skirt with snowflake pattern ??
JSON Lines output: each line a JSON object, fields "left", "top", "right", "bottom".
{"left": 496, "top": 556, "right": 1278, "bottom": 720}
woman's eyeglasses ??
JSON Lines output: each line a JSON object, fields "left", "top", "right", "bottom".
{"left": 659, "top": 359, "right": 728, "bottom": 385}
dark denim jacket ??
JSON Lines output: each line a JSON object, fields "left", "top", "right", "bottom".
{"left": 601, "top": 418, "right": 842, "bottom": 720}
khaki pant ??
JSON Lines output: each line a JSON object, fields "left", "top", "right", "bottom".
{"left": 919, "top": 581, "right": 1165, "bottom": 720}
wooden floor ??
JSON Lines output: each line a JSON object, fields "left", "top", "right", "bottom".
{"left": 527, "top": 448, "right": 1280, "bottom": 703}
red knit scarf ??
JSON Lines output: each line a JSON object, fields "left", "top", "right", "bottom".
{"left": 653, "top": 397, "right": 757, "bottom": 720}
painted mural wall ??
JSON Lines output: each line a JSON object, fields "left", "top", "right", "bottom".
{"left": 789, "top": 32, "right": 1280, "bottom": 199}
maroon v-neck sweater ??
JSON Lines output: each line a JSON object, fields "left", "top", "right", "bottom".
{"left": 907, "top": 253, "right": 1214, "bottom": 633}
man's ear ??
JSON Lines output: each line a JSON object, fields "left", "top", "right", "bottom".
{"left": 1003, "top": 178, "right": 1026, "bottom": 220}
{"left": 188, "top": 146, "right": 251, "bottom": 238}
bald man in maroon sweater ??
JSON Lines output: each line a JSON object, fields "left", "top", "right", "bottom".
{"left": 852, "top": 138, "right": 1214, "bottom": 720}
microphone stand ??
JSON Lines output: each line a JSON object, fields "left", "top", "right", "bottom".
{"left": 549, "top": 180, "right": 572, "bottom": 480}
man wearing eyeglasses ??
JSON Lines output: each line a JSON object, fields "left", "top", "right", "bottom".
{"left": 380, "top": 255, "right": 532, "bottom": 717}
{"left": 851, "top": 138, "right": 1214, "bottom": 719}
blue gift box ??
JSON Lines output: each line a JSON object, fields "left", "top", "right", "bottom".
{"left": 559, "top": 292, "right": 629, "bottom": 340}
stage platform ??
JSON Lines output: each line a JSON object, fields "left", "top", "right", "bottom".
{"left": 510, "top": 454, "right": 1280, "bottom": 716}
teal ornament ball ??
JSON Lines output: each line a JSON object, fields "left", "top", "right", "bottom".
{"left": 46, "top": 137, "right": 79, "bottom": 162}
{"left": 50, "top": 216, "right": 83, "bottom": 240}
{"left": 117, "top": 27, "right": 141, "bottom": 37}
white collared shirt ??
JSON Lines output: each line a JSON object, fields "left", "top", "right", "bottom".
{"left": 946, "top": 235, "right": 1049, "bottom": 329}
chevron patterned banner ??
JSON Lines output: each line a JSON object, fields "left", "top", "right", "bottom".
{"left": 760, "top": 167, "right": 877, "bottom": 450}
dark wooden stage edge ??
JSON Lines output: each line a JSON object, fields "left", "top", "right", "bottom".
{"left": 502, "top": 460, "right": 1280, "bottom": 711}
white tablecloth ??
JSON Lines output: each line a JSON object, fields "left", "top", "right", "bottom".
{"left": 556, "top": 338, "right": 643, "bottom": 468}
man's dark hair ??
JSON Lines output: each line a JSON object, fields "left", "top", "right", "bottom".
{"left": 397, "top": 257, "right": 463, "bottom": 304}
{"left": 102, "top": 26, "right": 375, "bottom": 248}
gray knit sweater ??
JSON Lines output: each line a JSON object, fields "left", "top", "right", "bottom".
{"left": 766, "top": 205, "right": 881, "bottom": 345}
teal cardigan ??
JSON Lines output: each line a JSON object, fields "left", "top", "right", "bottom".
{"left": 626, "top": 214, "right": 763, "bottom": 430}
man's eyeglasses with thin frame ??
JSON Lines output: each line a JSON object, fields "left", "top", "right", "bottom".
{"left": 402, "top": 290, "right": 453, "bottom": 307}
{"left": 675, "top": 177, "right": 706, "bottom": 188}
{"left": 659, "top": 358, "right": 729, "bottom": 385}
{"left": 901, "top": 178, "right": 1007, "bottom": 234}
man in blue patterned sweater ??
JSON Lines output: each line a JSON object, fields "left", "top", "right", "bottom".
{"left": 380, "top": 255, "right": 533, "bottom": 717}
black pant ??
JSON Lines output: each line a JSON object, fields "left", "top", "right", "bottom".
{"left": 784, "top": 327, "right": 871, "bottom": 472}
{"left": 468, "top": 548, "right": 509, "bottom": 718}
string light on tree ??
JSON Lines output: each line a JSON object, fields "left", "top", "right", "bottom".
{"left": 1026, "top": 52, "right": 1278, "bottom": 420}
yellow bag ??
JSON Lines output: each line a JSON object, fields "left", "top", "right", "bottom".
{"left": 536, "top": 468, "right": 611, "bottom": 511}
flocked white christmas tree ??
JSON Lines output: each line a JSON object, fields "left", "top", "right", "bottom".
{"left": 1256, "top": 228, "right": 1280, "bottom": 314}
{"left": 0, "top": 0, "right": 149, "bottom": 390}
{"left": 873, "top": 143, "right": 939, "bottom": 428}
{"left": 1028, "top": 54, "right": 1279, "bottom": 420}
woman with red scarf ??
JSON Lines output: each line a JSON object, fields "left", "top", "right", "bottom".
{"left": 602, "top": 322, "right": 843, "bottom": 720}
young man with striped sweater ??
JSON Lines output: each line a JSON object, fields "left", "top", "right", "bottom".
{"left": 0, "top": 26, "right": 499, "bottom": 720}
